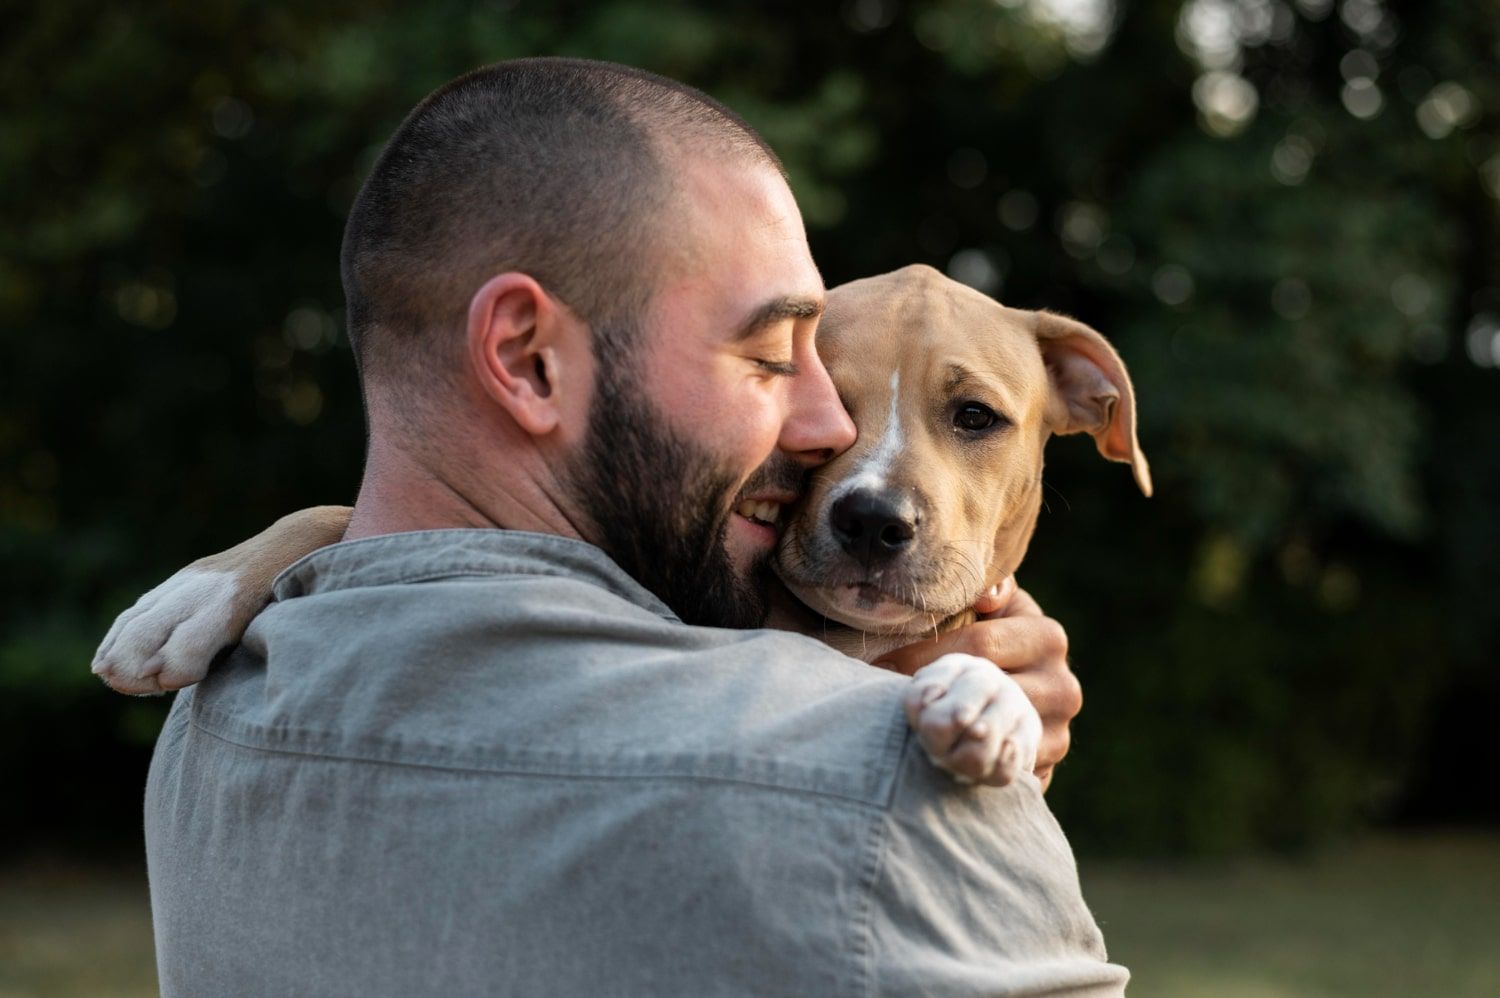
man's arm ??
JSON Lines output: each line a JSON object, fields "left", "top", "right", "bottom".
{"left": 875, "top": 579, "right": 1081, "bottom": 791}
{"left": 865, "top": 743, "right": 1128, "bottom": 996}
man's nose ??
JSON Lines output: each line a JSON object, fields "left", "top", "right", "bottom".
{"left": 779, "top": 349, "right": 857, "bottom": 466}
{"left": 829, "top": 489, "right": 917, "bottom": 567}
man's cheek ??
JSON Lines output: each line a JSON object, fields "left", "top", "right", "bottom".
{"left": 734, "top": 387, "right": 789, "bottom": 460}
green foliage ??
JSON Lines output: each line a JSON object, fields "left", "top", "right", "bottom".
{"left": 3, "top": 0, "right": 1497, "bottom": 853}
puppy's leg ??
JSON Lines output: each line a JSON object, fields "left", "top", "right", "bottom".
{"left": 903, "top": 653, "right": 1042, "bottom": 787}
{"left": 91, "top": 506, "right": 353, "bottom": 695}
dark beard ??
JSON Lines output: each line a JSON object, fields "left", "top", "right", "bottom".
{"left": 569, "top": 359, "right": 774, "bottom": 630}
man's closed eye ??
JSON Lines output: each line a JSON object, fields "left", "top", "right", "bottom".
{"left": 755, "top": 359, "right": 800, "bottom": 377}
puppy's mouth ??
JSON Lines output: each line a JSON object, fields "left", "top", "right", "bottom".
{"left": 777, "top": 573, "right": 935, "bottom": 633}
{"left": 832, "top": 581, "right": 921, "bottom": 624}
{"left": 776, "top": 530, "right": 980, "bottom": 634}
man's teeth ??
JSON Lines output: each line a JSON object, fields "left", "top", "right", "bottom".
{"left": 735, "top": 500, "right": 782, "bottom": 525}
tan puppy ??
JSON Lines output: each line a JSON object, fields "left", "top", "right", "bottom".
{"left": 769, "top": 264, "right": 1150, "bottom": 662}
{"left": 92, "top": 265, "right": 1148, "bottom": 787}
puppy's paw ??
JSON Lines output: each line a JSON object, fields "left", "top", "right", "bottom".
{"left": 903, "top": 653, "right": 1042, "bottom": 787}
{"left": 91, "top": 567, "right": 258, "bottom": 695}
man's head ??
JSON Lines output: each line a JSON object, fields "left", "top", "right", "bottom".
{"left": 340, "top": 58, "right": 855, "bottom": 627}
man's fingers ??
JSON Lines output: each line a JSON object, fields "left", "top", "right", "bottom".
{"left": 970, "top": 575, "right": 1017, "bottom": 616}
{"left": 1009, "top": 664, "right": 1083, "bottom": 723}
{"left": 960, "top": 616, "right": 1068, "bottom": 673}
{"left": 996, "top": 585, "right": 1043, "bottom": 619}
{"left": 879, "top": 616, "right": 1067, "bottom": 677}
{"left": 878, "top": 628, "right": 974, "bottom": 677}
{"left": 1033, "top": 721, "right": 1071, "bottom": 776}
{"left": 983, "top": 615, "right": 1068, "bottom": 669}
{"left": 1006, "top": 649, "right": 1079, "bottom": 784}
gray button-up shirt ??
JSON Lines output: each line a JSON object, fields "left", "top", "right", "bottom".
{"left": 146, "top": 529, "right": 1127, "bottom": 996}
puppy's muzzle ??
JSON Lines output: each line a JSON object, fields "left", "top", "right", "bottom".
{"left": 829, "top": 488, "right": 917, "bottom": 568}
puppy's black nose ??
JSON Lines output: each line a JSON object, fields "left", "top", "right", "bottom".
{"left": 830, "top": 490, "right": 915, "bottom": 565}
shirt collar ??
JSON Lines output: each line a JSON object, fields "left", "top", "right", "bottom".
{"left": 271, "top": 528, "right": 681, "bottom": 622}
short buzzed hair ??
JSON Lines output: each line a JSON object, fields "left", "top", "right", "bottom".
{"left": 340, "top": 57, "right": 784, "bottom": 402}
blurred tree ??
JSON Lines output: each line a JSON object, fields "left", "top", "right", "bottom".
{"left": 2, "top": 0, "right": 1495, "bottom": 854}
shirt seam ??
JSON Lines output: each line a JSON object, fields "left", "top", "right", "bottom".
{"left": 851, "top": 778, "right": 893, "bottom": 998}
{"left": 187, "top": 706, "right": 902, "bottom": 813}
{"left": 853, "top": 734, "right": 916, "bottom": 998}
{"left": 276, "top": 563, "right": 667, "bottom": 614}
{"left": 358, "top": 568, "right": 565, "bottom": 587}
{"left": 842, "top": 700, "right": 910, "bottom": 997}
{"left": 272, "top": 528, "right": 679, "bottom": 620}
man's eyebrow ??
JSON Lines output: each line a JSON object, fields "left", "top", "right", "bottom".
{"left": 732, "top": 295, "right": 825, "bottom": 341}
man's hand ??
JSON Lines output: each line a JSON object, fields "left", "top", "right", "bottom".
{"left": 874, "top": 577, "right": 1081, "bottom": 791}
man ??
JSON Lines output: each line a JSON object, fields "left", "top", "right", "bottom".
{"left": 143, "top": 58, "right": 1127, "bottom": 995}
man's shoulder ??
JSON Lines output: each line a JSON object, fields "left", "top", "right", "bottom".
{"left": 195, "top": 559, "right": 918, "bottom": 808}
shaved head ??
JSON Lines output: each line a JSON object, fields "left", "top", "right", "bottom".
{"left": 340, "top": 57, "right": 784, "bottom": 412}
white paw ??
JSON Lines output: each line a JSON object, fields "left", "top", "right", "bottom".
{"left": 91, "top": 568, "right": 247, "bottom": 695}
{"left": 903, "top": 652, "right": 1042, "bottom": 787}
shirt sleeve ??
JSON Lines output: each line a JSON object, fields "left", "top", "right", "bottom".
{"left": 861, "top": 741, "right": 1130, "bottom": 997}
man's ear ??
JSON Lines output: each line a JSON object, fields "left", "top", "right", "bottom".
{"left": 1030, "top": 309, "right": 1152, "bottom": 497}
{"left": 467, "top": 272, "right": 581, "bottom": 437}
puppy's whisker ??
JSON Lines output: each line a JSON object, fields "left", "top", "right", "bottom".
{"left": 1042, "top": 478, "right": 1071, "bottom": 513}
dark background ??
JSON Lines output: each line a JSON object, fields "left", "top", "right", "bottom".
{"left": 4, "top": 0, "right": 1498, "bottom": 865}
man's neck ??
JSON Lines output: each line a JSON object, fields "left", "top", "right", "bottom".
{"left": 344, "top": 431, "right": 588, "bottom": 543}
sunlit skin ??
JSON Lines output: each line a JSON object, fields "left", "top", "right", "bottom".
{"left": 639, "top": 157, "right": 855, "bottom": 577}
{"left": 345, "top": 156, "right": 854, "bottom": 551}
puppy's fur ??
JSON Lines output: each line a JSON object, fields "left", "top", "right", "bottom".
{"left": 768, "top": 265, "right": 1149, "bottom": 661}
{"left": 92, "top": 266, "right": 1148, "bottom": 786}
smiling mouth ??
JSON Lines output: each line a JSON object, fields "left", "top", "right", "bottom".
{"left": 734, "top": 499, "right": 784, "bottom": 528}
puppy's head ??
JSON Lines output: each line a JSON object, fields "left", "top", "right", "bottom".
{"left": 775, "top": 265, "right": 1150, "bottom": 634}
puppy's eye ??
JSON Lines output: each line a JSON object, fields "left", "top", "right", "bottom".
{"left": 954, "top": 402, "right": 1000, "bottom": 432}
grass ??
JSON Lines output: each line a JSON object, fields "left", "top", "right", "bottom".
{"left": 0, "top": 833, "right": 1495, "bottom": 996}
{"left": 0, "top": 858, "right": 157, "bottom": 998}
{"left": 1083, "top": 832, "right": 1500, "bottom": 997}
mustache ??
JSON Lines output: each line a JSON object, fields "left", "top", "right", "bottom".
{"left": 735, "top": 454, "right": 807, "bottom": 502}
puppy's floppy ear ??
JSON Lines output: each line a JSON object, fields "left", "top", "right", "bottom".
{"left": 1030, "top": 309, "right": 1152, "bottom": 497}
